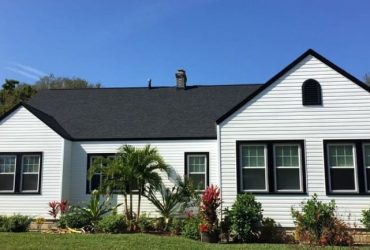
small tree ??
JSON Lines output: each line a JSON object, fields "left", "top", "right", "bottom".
{"left": 228, "top": 193, "right": 263, "bottom": 242}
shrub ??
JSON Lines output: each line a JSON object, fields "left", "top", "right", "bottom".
{"left": 169, "top": 217, "right": 183, "bottom": 235}
{"left": 220, "top": 208, "right": 232, "bottom": 243}
{"left": 58, "top": 207, "right": 91, "bottom": 229}
{"left": 319, "top": 218, "right": 353, "bottom": 246}
{"left": 182, "top": 216, "right": 201, "bottom": 240}
{"left": 291, "top": 194, "right": 353, "bottom": 246}
{"left": 97, "top": 214, "right": 127, "bottom": 233}
{"left": 4, "top": 215, "right": 32, "bottom": 232}
{"left": 137, "top": 213, "right": 153, "bottom": 233}
{"left": 228, "top": 193, "right": 263, "bottom": 242}
{"left": 0, "top": 215, "right": 7, "bottom": 232}
{"left": 361, "top": 209, "right": 370, "bottom": 231}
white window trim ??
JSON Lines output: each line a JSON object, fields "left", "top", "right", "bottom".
{"left": 0, "top": 155, "right": 17, "bottom": 193}
{"left": 273, "top": 144, "right": 303, "bottom": 192}
{"left": 239, "top": 144, "right": 268, "bottom": 192}
{"left": 327, "top": 143, "right": 358, "bottom": 193}
{"left": 20, "top": 155, "right": 41, "bottom": 193}
{"left": 362, "top": 144, "right": 370, "bottom": 193}
{"left": 187, "top": 154, "right": 207, "bottom": 192}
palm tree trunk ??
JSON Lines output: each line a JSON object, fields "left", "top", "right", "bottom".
{"left": 137, "top": 186, "right": 142, "bottom": 223}
{"left": 129, "top": 186, "right": 133, "bottom": 231}
{"left": 124, "top": 193, "right": 129, "bottom": 220}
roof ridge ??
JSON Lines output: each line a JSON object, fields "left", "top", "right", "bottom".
{"left": 34, "top": 83, "right": 263, "bottom": 91}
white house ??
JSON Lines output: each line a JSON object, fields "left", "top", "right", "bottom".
{"left": 0, "top": 49, "right": 369, "bottom": 227}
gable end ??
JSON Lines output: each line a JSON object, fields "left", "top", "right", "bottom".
{"left": 216, "top": 49, "right": 369, "bottom": 124}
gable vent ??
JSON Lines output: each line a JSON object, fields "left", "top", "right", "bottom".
{"left": 302, "top": 79, "right": 322, "bottom": 106}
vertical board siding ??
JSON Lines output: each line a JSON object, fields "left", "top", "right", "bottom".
{"left": 220, "top": 55, "right": 370, "bottom": 227}
{"left": 0, "top": 107, "right": 64, "bottom": 217}
{"left": 70, "top": 140, "right": 218, "bottom": 215}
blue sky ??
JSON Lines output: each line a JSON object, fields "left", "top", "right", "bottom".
{"left": 1, "top": 0, "right": 369, "bottom": 87}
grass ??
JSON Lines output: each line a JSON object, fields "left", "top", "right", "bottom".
{"left": 0, "top": 232, "right": 354, "bottom": 250}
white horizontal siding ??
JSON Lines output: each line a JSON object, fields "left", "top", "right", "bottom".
{"left": 70, "top": 140, "right": 218, "bottom": 216}
{"left": 0, "top": 107, "right": 64, "bottom": 218}
{"left": 220, "top": 55, "right": 370, "bottom": 227}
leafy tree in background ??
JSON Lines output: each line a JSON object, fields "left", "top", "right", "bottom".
{"left": 0, "top": 75, "right": 101, "bottom": 116}
{"left": 34, "top": 74, "right": 100, "bottom": 90}
{"left": 0, "top": 79, "right": 36, "bottom": 116}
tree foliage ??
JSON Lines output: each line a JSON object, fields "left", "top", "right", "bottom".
{"left": 0, "top": 79, "right": 36, "bottom": 116}
{"left": 34, "top": 74, "right": 100, "bottom": 90}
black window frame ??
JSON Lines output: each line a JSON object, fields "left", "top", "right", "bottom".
{"left": 86, "top": 153, "right": 115, "bottom": 194}
{"left": 184, "top": 152, "right": 209, "bottom": 192}
{"left": 236, "top": 140, "right": 307, "bottom": 195}
{"left": 302, "top": 79, "right": 322, "bottom": 106}
{"left": 324, "top": 140, "right": 370, "bottom": 195}
{"left": 0, "top": 152, "right": 42, "bottom": 195}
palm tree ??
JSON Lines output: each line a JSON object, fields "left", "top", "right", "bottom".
{"left": 88, "top": 145, "right": 169, "bottom": 228}
{"left": 134, "top": 145, "right": 169, "bottom": 222}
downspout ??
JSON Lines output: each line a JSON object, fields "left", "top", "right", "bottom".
{"left": 216, "top": 124, "right": 223, "bottom": 218}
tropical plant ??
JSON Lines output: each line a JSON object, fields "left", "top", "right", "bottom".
{"left": 228, "top": 193, "right": 263, "bottom": 242}
{"left": 48, "top": 201, "right": 60, "bottom": 219}
{"left": 199, "top": 185, "right": 221, "bottom": 235}
{"left": 78, "top": 190, "right": 121, "bottom": 227}
{"left": 145, "top": 178, "right": 196, "bottom": 231}
{"left": 89, "top": 145, "right": 169, "bottom": 229}
{"left": 132, "top": 145, "right": 169, "bottom": 222}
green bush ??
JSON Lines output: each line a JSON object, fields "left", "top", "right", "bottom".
{"left": 291, "top": 194, "right": 353, "bottom": 246}
{"left": 137, "top": 213, "right": 153, "bottom": 233}
{"left": 182, "top": 216, "right": 200, "bottom": 240}
{"left": 361, "top": 209, "right": 370, "bottom": 231}
{"left": 58, "top": 207, "right": 91, "bottom": 229}
{"left": 169, "top": 217, "right": 183, "bottom": 235}
{"left": 0, "top": 215, "right": 7, "bottom": 232}
{"left": 228, "top": 193, "right": 263, "bottom": 242}
{"left": 97, "top": 214, "right": 127, "bottom": 233}
{"left": 4, "top": 215, "right": 32, "bottom": 232}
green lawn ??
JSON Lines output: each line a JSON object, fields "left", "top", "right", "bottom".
{"left": 0, "top": 233, "right": 354, "bottom": 250}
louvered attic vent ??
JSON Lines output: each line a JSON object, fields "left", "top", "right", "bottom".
{"left": 302, "top": 79, "right": 322, "bottom": 105}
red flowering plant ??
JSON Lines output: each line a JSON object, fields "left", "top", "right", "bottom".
{"left": 59, "top": 200, "right": 69, "bottom": 214}
{"left": 48, "top": 200, "right": 70, "bottom": 219}
{"left": 48, "top": 201, "right": 60, "bottom": 219}
{"left": 199, "top": 185, "right": 221, "bottom": 235}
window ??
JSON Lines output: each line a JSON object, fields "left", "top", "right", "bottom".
{"left": 327, "top": 144, "right": 357, "bottom": 192}
{"left": 363, "top": 144, "right": 370, "bottom": 192}
{"left": 185, "top": 153, "right": 209, "bottom": 191}
{"left": 274, "top": 144, "right": 302, "bottom": 192}
{"left": 237, "top": 141, "right": 306, "bottom": 194}
{"left": 21, "top": 155, "right": 41, "bottom": 192}
{"left": 302, "top": 79, "right": 322, "bottom": 105}
{"left": 86, "top": 154, "right": 114, "bottom": 193}
{"left": 0, "top": 155, "right": 16, "bottom": 192}
{"left": 240, "top": 145, "right": 267, "bottom": 191}
{"left": 0, "top": 153, "right": 42, "bottom": 194}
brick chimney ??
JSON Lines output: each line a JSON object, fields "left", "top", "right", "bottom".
{"left": 175, "top": 69, "right": 187, "bottom": 89}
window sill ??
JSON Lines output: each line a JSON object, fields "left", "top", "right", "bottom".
{"left": 326, "top": 192, "right": 370, "bottom": 196}
{"left": 238, "top": 191, "right": 307, "bottom": 195}
{"left": 0, "top": 192, "right": 41, "bottom": 195}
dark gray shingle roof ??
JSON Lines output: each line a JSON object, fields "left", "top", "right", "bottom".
{"left": 26, "top": 84, "right": 262, "bottom": 140}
